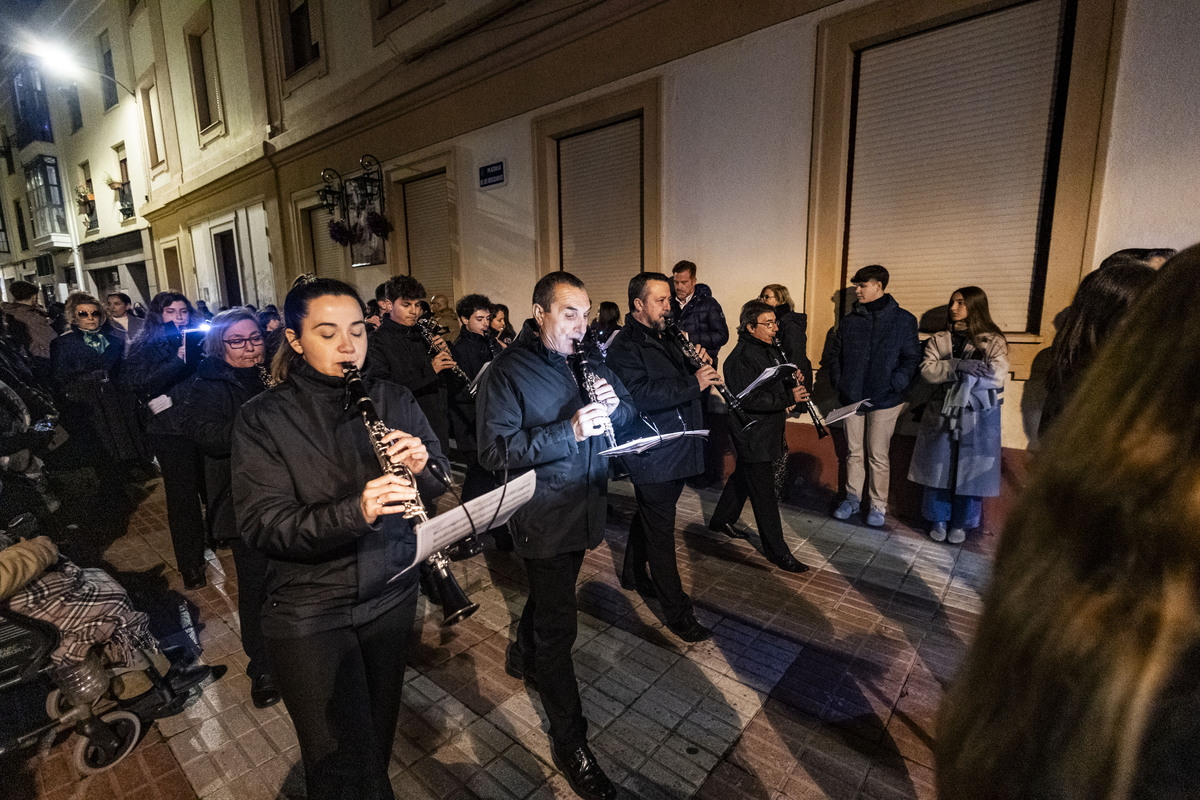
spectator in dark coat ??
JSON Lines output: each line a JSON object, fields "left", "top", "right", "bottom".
{"left": 105, "top": 292, "right": 144, "bottom": 352}
{"left": 825, "top": 265, "right": 921, "bottom": 527}
{"left": 2, "top": 280, "right": 57, "bottom": 381}
{"left": 50, "top": 293, "right": 147, "bottom": 473}
{"left": 708, "top": 300, "right": 809, "bottom": 573}
{"left": 759, "top": 283, "right": 813, "bottom": 387}
{"left": 126, "top": 292, "right": 207, "bottom": 588}
{"left": 180, "top": 309, "right": 278, "bottom": 708}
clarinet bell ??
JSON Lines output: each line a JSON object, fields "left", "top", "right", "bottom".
{"left": 428, "top": 551, "right": 480, "bottom": 627}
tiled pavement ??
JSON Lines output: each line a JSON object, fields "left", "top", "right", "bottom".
{"left": 4, "top": 471, "right": 994, "bottom": 800}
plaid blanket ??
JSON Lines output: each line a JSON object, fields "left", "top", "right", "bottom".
{"left": 5, "top": 558, "right": 156, "bottom": 667}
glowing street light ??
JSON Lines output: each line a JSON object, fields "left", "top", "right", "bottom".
{"left": 24, "top": 36, "right": 134, "bottom": 96}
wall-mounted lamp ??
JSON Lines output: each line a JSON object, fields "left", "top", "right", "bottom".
{"left": 317, "top": 168, "right": 345, "bottom": 216}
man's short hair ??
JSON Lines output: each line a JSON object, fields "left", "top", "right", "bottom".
{"left": 384, "top": 275, "right": 426, "bottom": 303}
{"left": 627, "top": 272, "right": 671, "bottom": 313}
{"left": 532, "top": 272, "right": 586, "bottom": 311}
{"left": 10, "top": 281, "right": 39, "bottom": 302}
{"left": 456, "top": 293, "right": 492, "bottom": 320}
{"left": 107, "top": 292, "right": 132, "bottom": 306}
{"left": 739, "top": 299, "right": 775, "bottom": 330}
{"left": 375, "top": 282, "right": 388, "bottom": 303}
{"left": 672, "top": 260, "right": 696, "bottom": 279}
{"left": 850, "top": 264, "right": 889, "bottom": 290}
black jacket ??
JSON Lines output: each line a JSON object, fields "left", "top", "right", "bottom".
{"left": 670, "top": 283, "right": 730, "bottom": 367}
{"left": 448, "top": 328, "right": 499, "bottom": 452}
{"left": 49, "top": 329, "right": 146, "bottom": 463}
{"left": 605, "top": 315, "right": 704, "bottom": 484}
{"left": 825, "top": 294, "right": 921, "bottom": 410}
{"left": 365, "top": 317, "right": 450, "bottom": 450}
{"left": 180, "top": 358, "right": 268, "bottom": 542}
{"left": 231, "top": 362, "right": 449, "bottom": 639}
{"left": 477, "top": 320, "right": 638, "bottom": 559}
{"left": 125, "top": 327, "right": 197, "bottom": 436}
{"left": 724, "top": 330, "right": 794, "bottom": 463}
{"left": 775, "top": 308, "right": 814, "bottom": 390}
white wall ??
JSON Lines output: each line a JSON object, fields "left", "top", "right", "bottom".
{"left": 1091, "top": 0, "right": 1200, "bottom": 264}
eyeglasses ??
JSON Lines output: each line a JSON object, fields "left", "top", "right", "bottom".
{"left": 753, "top": 319, "right": 778, "bottom": 329}
{"left": 77, "top": 310, "right": 101, "bottom": 319}
{"left": 224, "top": 334, "right": 265, "bottom": 349}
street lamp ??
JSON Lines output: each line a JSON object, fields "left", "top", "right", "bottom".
{"left": 25, "top": 38, "right": 135, "bottom": 96}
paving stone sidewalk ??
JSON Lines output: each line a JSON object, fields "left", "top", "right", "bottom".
{"left": 4, "top": 474, "right": 993, "bottom": 800}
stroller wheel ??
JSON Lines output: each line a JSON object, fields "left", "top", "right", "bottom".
{"left": 45, "top": 689, "right": 70, "bottom": 720}
{"left": 72, "top": 710, "right": 141, "bottom": 774}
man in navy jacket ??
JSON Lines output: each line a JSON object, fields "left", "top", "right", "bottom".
{"left": 825, "top": 265, "right": 921, "bottom": 527}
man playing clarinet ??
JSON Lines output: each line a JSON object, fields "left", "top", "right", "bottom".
{"left": 606, "top": 272, "right": 719, "bottom": 642}
{"left": 477, "top": 272, "right": 637, "bottom": 800}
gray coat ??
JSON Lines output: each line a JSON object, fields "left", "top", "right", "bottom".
{"left": 907, "top": 331, "right": 1007, "bottom": 498}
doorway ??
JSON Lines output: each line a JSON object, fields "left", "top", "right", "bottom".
{"left": 213, "top": 230, "right": 242, "bottom": 307}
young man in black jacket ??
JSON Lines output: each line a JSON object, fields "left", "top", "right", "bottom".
{"left": 708, "top": 300, "right": 809, "bottom": 573}
{"left": 824, "top": 265, "right": 921, "bottom": 527}
{"left": 365, "top": 275, "right": 459, "bottom": 454}
{"left": 606, "top": 272, "right": 719, "bottom": 642}
{"left": 477, "top": 272, "right": 637, "bottom": 800}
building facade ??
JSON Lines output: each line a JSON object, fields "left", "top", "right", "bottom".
{"left": 1, "top": 0, "right": 1197, "bottom": 453}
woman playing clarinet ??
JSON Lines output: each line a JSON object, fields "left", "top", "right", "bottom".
{"left": 231, "top": 277, "right": 449, "bottom": 800}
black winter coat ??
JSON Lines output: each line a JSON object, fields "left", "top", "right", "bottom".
{"left": 825, "top": 294, "right": 920, "bottom": 410}
{"left": 448, "top": 328, "right": 499, "bottom": 452}
{"left": 605, "top": 315, "right": 704, "bottom": 484}
{"left": 180, "top": 358, "right": 268, "bottom": 542}
{"left": 724, "top": 330, "right": 794, "bottom": 463}
{"left": 477, "top": 320, "right": 638, "bottom": 560}
{"left": 365, "top": 317, "right": 451, "bottom": 450}
{"left": 231, "top": 362, "right": 449, "bottom": 639}
{"left": 125, "top": 328, "right": 197, "bottom": 436}
{"left": 671, "top": 283, "right": 730, "bottom": 367}
{"left": 49, "top": 329, "right": 146, "bottom": 462}
{"left": 775, "top": 308, "right": 814, "bottom": 389}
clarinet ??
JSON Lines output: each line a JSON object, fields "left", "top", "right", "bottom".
{"left": 416, "top": 315, "right": 476, "bottom": 398}
{"left": 772, "top": 336, "right": 829, "bottom": 439}
{"left": 663, "top": 320, "right": 756, "bottom": 431}
{"left": 342, "top": 364, "right": 480, "bottom": 626}
{"left": 570, "top": 337, "right": 617, "bottom": 449}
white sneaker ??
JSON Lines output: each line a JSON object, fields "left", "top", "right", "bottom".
{"left": 929, "top": 522, "right": 947, "bottom": 542}
{"left": 866, "top": 507, "right": 886, "bottom": 527}
{"left": 948, "top": 527, "right": 966, "bottom": 544}
{"left": 832, "top": 497, "right": 860, "bottom": 520}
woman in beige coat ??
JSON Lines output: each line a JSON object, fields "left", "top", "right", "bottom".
{"left": 907, "top": 286, "right": 1007, "bottom": 544}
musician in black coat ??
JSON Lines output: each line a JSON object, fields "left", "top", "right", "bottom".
{"left": 478, "top": 272, "right": 637, "bottom": 800}
{"left": 364, "top": 274, "right": 457, "bottom": 454}
{"left": 232, "top": 278, "right": 448, "bottom": 800}
{"left": 708, "top": 300, "right": 809, "bottom": 573}
{"left": 605, "top": 273, "right": 718, "bottom": 642}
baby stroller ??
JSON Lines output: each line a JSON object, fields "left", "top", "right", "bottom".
{"left": 0, "top": 514, "right": 221, "bottom": 774}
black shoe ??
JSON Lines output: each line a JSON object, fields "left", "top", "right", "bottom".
{"left": 504, "top": 641, "right": 537, "bottom": 691}
{"left": 181, "top": 568, "right": 207, "bottom": 590}
{"left": 166, "top": 662, "right": 226, "bottom": 695}
{"left": 769, "top": 554, "right": 809, "bottom": 574}
{"left": 551, "top": 743, "right": 617, "bottom": 800}
{"left": 251, "top": 673, "right": 281, "bottom": 709}
{"left": 709, "top": 522, "right": 747, "bottom": 539}
{"left": 619, "top": 573, "right": 657, "bottom": 598}
{"left": 666, "top": 612, "right": 711, "bottom": 643}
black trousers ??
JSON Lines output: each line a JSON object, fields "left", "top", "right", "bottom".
{"left": 230, "top": 539, "right": 269, "bottom": 680}
{"left": 624, "top": 478, "right": 693, "bottom": 626}
{"left": 711, "top": 459, "right": 793, "bottom": 563}
{"left": 516, "top": 551, "right": 588, "bottom": 750}
{"left": 461, "top": 452, "right": 511, "bottom": 545}
{"left": 148, "top": 433, "right": 207, "bottom": 576}
{"left": 266, "top": 596, "right": 417, "bottom": 800}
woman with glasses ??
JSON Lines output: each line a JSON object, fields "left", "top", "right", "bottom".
{"left": 50, "top": 292, "right": 147, "bottom": 477}
{"left": 707, "top": 300, "right": 809, "bottom": 573}
{"left": 758, "top": 284, "right": 814, "bottom": 499}
{"left": 126, "top": 292, "right": 208, "bottom": 588}
{"left": 180, "top": 309, "right": 279, "bottom": 707}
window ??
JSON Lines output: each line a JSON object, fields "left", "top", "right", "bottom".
{"left": 309, "top": 206, "right": 345, "bottom": 281}
{"left": 35, "top": 254, "right": 55, "bottom": 277}
{"left": 24, "top": 155, "right": 67, "bottom": 238}
{"left": 98, "top": 30, "right": 119, "bottom": 110}
{"left": 80, "top": 162, "right": 97, "bottom": 231}
{"left": 115, "top": 144, "right": 134, "bottom": 220}
{"left": 140, "top": 82, "right": 166, "bottom": 168}
{"left": 1, "top": 128, "right": 13, "bottom": 174}
{"left": 12, "top": 61, "right": 53, "bottom": 149}
{"left": 280, "top": 0, "right": 320, "bottom": 75}
{"left": 401, "top": 170, "right": 453, "bottom": 300}
{"left": 371, "top": 0, "right": 439, "bottom": 44}
{"left": 187, "top": 17, "right": 223, "bottom": 133}
{"left": 533, "top": 80, "right": 662, "bottom": 304}
{"left": 66, "top": 85, "right": 83, "bottom": 132}
{"left": 0, "top": 206, "right": 9, "bottom": 253}
{"left": 13, "top": 201, "right": 29, "bottom": 251}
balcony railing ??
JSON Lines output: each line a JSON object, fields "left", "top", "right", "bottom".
{"left": 117, "top": 182, "right": 135, "bottom": 220}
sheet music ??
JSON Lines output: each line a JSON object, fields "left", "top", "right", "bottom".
{"left": 388, "top": 470, "right": 537, "bottom": 583}
{"left": 598, "top": 430, "right": 709, "bottom": 457}
{"left": 468, "top": 360, "right": 492, "bottom": 393}
{"left": 824, "top": 399, "right": 873, "bottom": 425}
{"left": 736, "top": 364, "right": 798, "bottom": 399}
